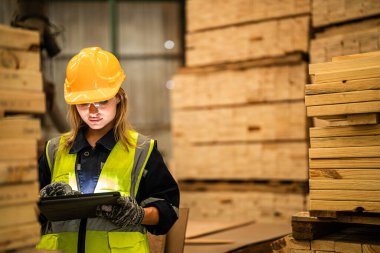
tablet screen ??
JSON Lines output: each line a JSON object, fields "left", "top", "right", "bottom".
{"left": 38, "top": 192, "right": 121, "bottom": 221}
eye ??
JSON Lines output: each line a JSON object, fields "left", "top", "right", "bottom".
{"left": 98, "top": 100, "right": 109, "bottom": 105}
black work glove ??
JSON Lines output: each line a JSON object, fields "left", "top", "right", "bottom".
{"left": 40, "top": 182, "right": 81, "bottom": 198}
{"left": 96, "top": 196, "right": 145, "bottom": 228}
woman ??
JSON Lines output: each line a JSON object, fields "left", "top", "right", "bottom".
{"left": 37, "top": 47, "right": 180, "bottom": 253}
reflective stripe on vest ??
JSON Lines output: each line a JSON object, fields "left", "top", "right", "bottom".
{"left": 38, "top": 131, "right": 154, "bottom": 253}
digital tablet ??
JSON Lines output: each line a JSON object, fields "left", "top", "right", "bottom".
{"left": 38, "top": 192, "right": 121, "bottom": 221}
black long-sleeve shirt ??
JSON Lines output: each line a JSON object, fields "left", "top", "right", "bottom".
{"left": 39, "top": 128, "right": 180, "bottom": 235}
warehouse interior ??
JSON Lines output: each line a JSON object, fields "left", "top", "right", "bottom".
{"left": 1, "top": 0, "right": 380, "bottom": 252}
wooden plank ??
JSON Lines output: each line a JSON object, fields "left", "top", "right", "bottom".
{"left": 0, "top": 203, "right": 38, "bottom": 228}
{"left": 310, "top": 135, "right": 380, "bottom": 148}
{"left": 187, "top": 0, "right": 310, "bottom": 32}
{"left": 307, "top": 101, "right": 380, "bottom": 117}
{"left": 310, "top": 190, "right": 380, "bottom": 201}
{"left": 309, "top": 179, "right": 380, "bottom": 191}
{"left": 310, "top": 200, "right": 380, "bottom": 212}
{"left": 309, "top": 146, "right": 380, "bottom": 159}
{"left": 310, "top": 24, "right": 380, "bottom": 64}
{"left": 0, "top": 139, "right": 37, "bottom": 160}
{"left": 332, "top": 51, "right": 380, "bottom": 62}
{"left": 0, "top": 68, "right": 43, "bottom": 91}
{"left": 0, "top": 24, "right": 40, "bottom": 50}
{"left": 179, "top": 181, "right": 307, "bottom": 194}
{"left": 0, "top": 159, "right": 37, "bottom": 184}
{"left": 0, "top": 48, "right": 40, "bottom": 71}
{"left": 312, "top": 0, "right": 380, "bottom": 27}
{"left": 0, "top": 117, "right": 41, "bottom": 139}
{"left": 312, "top": 66, "right": 380, "bottom": 84}
{"left": 310, "top": 124, "right": 380, "bottom": 138}
{"left": 172, "top": 62, "right": 307, "bottom": 108}
{"left": 305, "top": 78, "right": 380, "bottom": 95}
{"left": 313, "top": 114, "right": 379, "bottom": 127}
{"left": 173, "top": 142, "right": 308, "bottom": 180}
{"left": 309, "top": 55, "right": 380, "bottom": 75}
{"left": 305, "top": 90, "right": 380, "bottom": 106}
{"left": 181, "top": 191, "right": 305, "bottom": 223}
{"left": 309, "top": 158, "right": 380, "bottom": 169}
{"left": 0, "top": 89, "right": 45, "bottom": 113}
{"left": 186, "top": 16, "right": 309, "bottom": 67}
{"left": 173, "top": 101, "right": 307, "bottom": 143}
{"left": 310, "top": 169, "right": 380, "bottom": 180}
{"left": 0, "top": 182, "right": 39, "bottom": 207}
{"left": 0, "top": 222, "right": 40, "bottom": 245}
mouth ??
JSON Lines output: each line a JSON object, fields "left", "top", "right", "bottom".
{"left": 88, "top": 118, "right": 102, "bottom": 123}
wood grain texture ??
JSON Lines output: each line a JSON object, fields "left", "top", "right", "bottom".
{"left": 312, "top": 0, "right": 380, "bottom": 27}
{"left": 310, "top": 124, "right": 380, "bottom": 138}
{"left": 187, "top": 0, "right": 311, "bottom": 32}
{"left": 0, "top": 24, "right": 39, "bottom": 50}
{"left": 172, "top": 62, "right": 307, "bottom": 108}
{"left": 186, "top": 16, "right": 309, "bottom": 67}
{"left": 173, "top": 101, "right": 307, "bottom": 143}
{"left": 173, "top": 142, "right": 308, "bottom": 180}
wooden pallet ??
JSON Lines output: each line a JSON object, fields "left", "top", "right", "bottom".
{"left": 292, "top": 211, "right": 380, "bottom": 240}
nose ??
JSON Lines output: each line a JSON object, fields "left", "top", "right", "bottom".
{"left": 89, "top": 104, "right": 98, "bottom": 114}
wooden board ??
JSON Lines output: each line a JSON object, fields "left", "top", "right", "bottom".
{"left": 172, "top": 62, "right": 307, "bottom": 108}
{"left": 0, "top": 68, "right": 43, "bottom": 91}
{"left": 307, "top": 101, "right": 380, "bottom": 117}
{"left": 305, "top": 90, "right": 380, "bottom": 106}
{"left": 186, "top": 16, "right": 309, "bottom": 67}
{"left": 310, "top": 200, "right": 380, "bottom": 212}
{"left": 310, "top": 190, "right": 380, "bottom": 202}
{"left": 0, "top": 48, "right": 40, "bottom": 71}
{"left": 310, "top": 169, "right": 380, "bottom": 180}
{"left": 310, "top": 124, "right": 380, "bottom": 138}
{"left": 309, "top": 55, "right": 380, "bottom": 75}
{"left": 0, "top": 89, "right": 45, "bottom": 113}
{"left": 172, "top": 101, "right": 307, "bottom": 143}
{"left": 312, "top": 66, "right": 380, "bottom": 84}
{"left": 313, "top": 114, "right": 379, "bottom": 127}
{"left": 184, "top": 222, "right": 291, "bottom": 253}
{"left": 0, "top": 182, "right": 39, "bottom": 207}
{"left": 186, "top": 220, "right": 254, "bottom": 239}
{"left": 0, "top": 203, "right": 38, "bottom": 228}
{"left": 0, "top": 24, "right": 40, "bottom": 50}
{"left": 0, "top": 159, "right": 37, "bottom": 184}
{"left": 305, "top": 78, "right": 380, "bottom": 96}
{"left": 181, "top": 190, "right": 306, "bottom": 224}
{"left": 186, "top": 0, "right": 310, "bottom": 32}
{"left": 310, "top": 135, "right": 380, "bottom": 148}
{"left": 0, "top": 221, "right": 40, "bottom": 245}
{"left": 332, "top": 51, "right": 380, "bottom": 62}
{"left": 309, "top": 158, "right": 380, "bottom": 169}
{"left": 309, "top": 146, "right": 380, "bottom": 159}
{"left": 312, "top": 0, "right": 380, "bottom": 27}
{"left": 310, "top": 179, "right": 380, "bottom": 190}
{"left": 0, "top": 139, "right": 37, "bottom": 160}
{"left": 0, "top": 117, "right": 41, "bottom": 139}
{"left": 310, "top": 21, "right": 380, "bottom": 64}
{"left": 173, "top": 142, "right": 308, "bottom": 180}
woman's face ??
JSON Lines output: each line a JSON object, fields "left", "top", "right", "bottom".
{"left": 76, "top": 96, "right": 120, "bottom": 130}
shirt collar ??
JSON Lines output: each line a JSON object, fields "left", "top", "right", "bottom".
{"left": 69, "top": 127, "right": 117, "bottom": 154}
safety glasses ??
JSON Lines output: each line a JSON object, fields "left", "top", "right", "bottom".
{"left": 76, "top": 99, "right": 111, "bottom": 110}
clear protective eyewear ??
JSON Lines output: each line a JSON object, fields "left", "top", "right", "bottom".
{"left": 76, "top": 99, "right": 110, "bottom": 110}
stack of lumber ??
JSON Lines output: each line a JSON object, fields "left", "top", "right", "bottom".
{"left": 172, "top": 0, "right": 310, "bottom": 224}
{"left": 306, "top": 51, "right": 380, "bottom": 213}
{"left": 271, "top": 225, "right": 380, "bottom": 253}
{"left": 310, "top": 0, "right": 380, "bottom": 64}
{"left": 0, "top": 24, "right": 45, "bottom": 252}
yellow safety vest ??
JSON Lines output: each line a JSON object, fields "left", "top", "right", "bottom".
{"left": 37, "top": 131, "right": 154, "bottom": 253}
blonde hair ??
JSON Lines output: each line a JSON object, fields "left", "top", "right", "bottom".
{"left": 63, "top": 88, "right": 134, "bottom": 151}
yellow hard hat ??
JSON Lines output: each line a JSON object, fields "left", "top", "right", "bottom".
{"left": 64, "top": 47, "right": 126, "bottom": 104}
